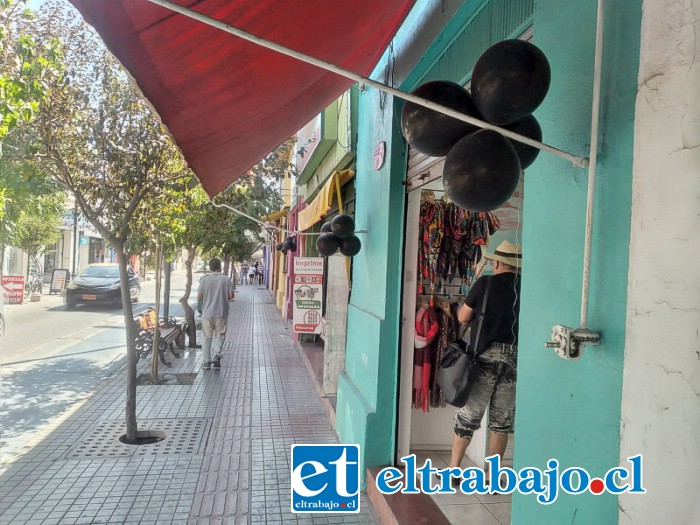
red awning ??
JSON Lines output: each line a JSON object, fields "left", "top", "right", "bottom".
{"left": 68, "top": 0, "right": 414, "bottom": 196}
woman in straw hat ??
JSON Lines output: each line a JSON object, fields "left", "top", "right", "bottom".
{"left": 449, "top": 240, "right": 522, "bottom": 487}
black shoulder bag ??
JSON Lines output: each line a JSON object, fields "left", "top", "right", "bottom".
{"left": 436, "top": 276, "right": 492, "bottom": 407}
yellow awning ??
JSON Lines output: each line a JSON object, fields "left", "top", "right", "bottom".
{"left": 298, "top": 169, "right": 354, "bottom": 231}
{"left": 261, "top": 206, "right": 289, "bottom": 222}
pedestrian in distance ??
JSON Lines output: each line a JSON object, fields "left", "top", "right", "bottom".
{"left": 240, "top": 262, "right": 249, "bottom": 285}
{"left": 249, "top": 262, "right": 257, "bottom": 284}
{"left": 257, "top": 260, "right": 264, "bottom": 285}
{"left": 197, "top": 258, "right": 235, "bottom": 370}
{"left": 449, "top": 240, "right": 521, "bottom": 486}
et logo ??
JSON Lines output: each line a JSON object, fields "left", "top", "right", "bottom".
{"left": 290, "top": 444, "right": 360, "bottom": 513}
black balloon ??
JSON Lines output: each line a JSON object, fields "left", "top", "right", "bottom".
{"left": 320, "top": 221, "right": 332, "bottom": 233}
{"left": 503, "top": 115, "right": 542, "bottom": 169}
{"left": 339, "top": 235, "right": 362, "bottom": 257}
{"left": 331, "top": 214, "right": 355, "bottom": 238}
{"left": 316, "top": 233, "right": 341, "bottom": 256}
{"left": 471, "top": 40, "right": 551, "bottom": 125}
{"left": 284, "top": 236, "right": 297, "bottom": 253}
{"left": 401, "top": 81, "right": 482, "bottom": 157}
{"left": 442, "top": 130, "right": 521, "bottom": 212}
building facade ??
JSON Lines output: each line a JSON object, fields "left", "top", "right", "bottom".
{"left": 329, "top": 0, "right": 697, "bottom": 524}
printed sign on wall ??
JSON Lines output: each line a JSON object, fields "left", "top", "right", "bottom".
{"left": 292, "top": 257, "right": 324, "bottom": 334}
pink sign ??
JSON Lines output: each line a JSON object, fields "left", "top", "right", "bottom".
{"left": 373, "top": 141, "right": 386, "bottom": 170}
{"left": 1, "top": 274, "right": 25, "bottom": 304}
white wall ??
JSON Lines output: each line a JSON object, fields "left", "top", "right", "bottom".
{"left": 620, "top": 1, "right": 700, "bottom": 523}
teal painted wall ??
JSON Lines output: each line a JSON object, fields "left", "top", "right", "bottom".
{"left": 337, "top": 0, "right": 537, "bottom": 481}
{"left": 512, "top": 1, "right": 641, "bottom": 523}
{"left": 335, "top": 86, "right": 407, "bottom": 477}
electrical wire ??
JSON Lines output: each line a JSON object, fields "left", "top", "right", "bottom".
{"left": 208, "top": 199, "right": 366, "bottom": 238}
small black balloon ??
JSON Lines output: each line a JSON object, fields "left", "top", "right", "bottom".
{"left": 442, "top": 129, "right": 521, "bottom": 212}
{"left": 284, "top": 236, "right": 297, "bottom": 253}
{"left": 320, "top": 221, "right": 332, "bottom": 233}
{"left": 339, "top": 235, "right": 362, "bottom": 257}
{"left": 400, "top": 81, "right": 482, "bottom": 157}
{"left": 276, "top": 243, "right": 286, "bottom": 253}
{"left": 471, "top": 40, "right": 551, "bottom": 125}
{"left": 503, "top": 115, "right": 542, "bottom": 169}
{"left": 316, "top": 233, "right": 341, "bottom": 256}
{"left": 331, "top": 214, "right": 355, "bottom": 239}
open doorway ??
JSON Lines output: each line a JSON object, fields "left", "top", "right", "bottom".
{"left": 397, "top": 168, "right": 524, "bottom": 523}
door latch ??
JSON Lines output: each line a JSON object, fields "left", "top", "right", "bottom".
{"left": 545, "top": 325, "right": 601, "bottom": 360}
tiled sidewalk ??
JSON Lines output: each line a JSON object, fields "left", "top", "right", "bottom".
{"left": 0, "top": 286, "right": 378, "bottom": 524}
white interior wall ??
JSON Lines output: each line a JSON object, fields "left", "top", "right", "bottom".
{"left": 620, "top": 1, "right": 700, "bottom": 523}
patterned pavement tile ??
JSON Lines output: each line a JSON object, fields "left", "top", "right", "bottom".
{"left": 0, "top": 285, "right": 378, "bottom": 525}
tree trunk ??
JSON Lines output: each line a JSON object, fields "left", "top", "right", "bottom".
{"left": 223, "top": 255, "right": 230, "bottom": 277}
{"left": 151, "top": 239, "right": 162, "bottom": 383}
{"left": 116, "top": 245, "right": 139, "bottom": 443}
{"left": 141, "top": 250, "right": 147, "bottom": 281}
{"left": 179, "top": 246, "right": 198, "bottom": 347}
{"left": 163, "top": 259, "right": 171, "bottom": 319}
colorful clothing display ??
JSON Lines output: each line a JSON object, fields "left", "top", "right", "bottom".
{"left": 413, "top": 191, "right": 501, "bottom": 411}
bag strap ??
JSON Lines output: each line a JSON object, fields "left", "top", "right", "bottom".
{"left": 472, "top": 276, "right": 492, "bottom": 356}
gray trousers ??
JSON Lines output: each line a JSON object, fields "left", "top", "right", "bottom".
{"left": 453, "top": 342, "right": 518, "bottom": 439}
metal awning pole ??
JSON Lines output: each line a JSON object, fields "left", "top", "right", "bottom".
{"left": 579, "top": 0, "right": 605, "bottom": 329}
{"left": 209, "top": 200, "right": 365, "bottom": 237}
{"left": 145, "top": 0, "right": 588, "bottom": 169}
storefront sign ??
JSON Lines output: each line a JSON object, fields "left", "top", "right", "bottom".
{"left": 1, "top": 274, "right": 25, "bottom": 304}
{"left": 50, "top": 269, "right": 70, "bottom": 294}
{"left": 292, "top": 257, "right": 324, "bottom": 334}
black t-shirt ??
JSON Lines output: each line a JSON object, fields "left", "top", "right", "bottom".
{"left": 465, "top": 272, "right": 521, "bottom": 352}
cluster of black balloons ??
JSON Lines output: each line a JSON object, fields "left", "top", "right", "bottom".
{"left": 316, "top": 214, "right": 362, "bottom": 257}
{"left": 276, "top": 235, "right": 297, "bottom": 254}
{"left": 401, "top": 40, "right": 551, "bottom": 211}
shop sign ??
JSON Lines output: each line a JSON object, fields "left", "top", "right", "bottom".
{"left": 373, "top": 141, "right": 386, "bottom": 170}
{"left": 296, "top": 114, "right": 322, "bottom": 174}
{"left": 1, "top": 274, "right": 25, "bottom": 304}
{"left": 50, "top": 269, "right": 70, "bottom": 294}
{"left": 292, "top": 257, "right": 324, "bottom": 334}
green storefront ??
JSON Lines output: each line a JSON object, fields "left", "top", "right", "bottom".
{"left": 335, "top": 0, "right": 642, "bottom": 523}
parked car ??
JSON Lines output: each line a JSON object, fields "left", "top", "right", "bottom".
{"left": 65, "top": 263, "right": 140, "bottom": 308}
{"left": 0, "top": 299, "right": 5, "bottom": 353}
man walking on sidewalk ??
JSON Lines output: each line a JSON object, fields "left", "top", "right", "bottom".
{"left": 197, "top": 258, "right": 234, "bottom": 370}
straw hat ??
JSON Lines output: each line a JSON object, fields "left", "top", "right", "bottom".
{"left": 484, "top": 240, "right": 522, "bottom": 269}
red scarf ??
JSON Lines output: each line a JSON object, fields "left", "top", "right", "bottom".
{"left": 414, "top": 306, "right": 439, "bottom": 411}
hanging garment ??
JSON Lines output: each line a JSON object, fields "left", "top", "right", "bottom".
{"left": 418, "top": 200, "right": 445, "bottom": 296}
{"left": 414, "top": 306, "right": 439, "bottom": 411}
{"left": 438, "top": 203, "right": 469, "bottom": 280}
{"left": 431, "top": 305, "right": 459, "bottom": 408}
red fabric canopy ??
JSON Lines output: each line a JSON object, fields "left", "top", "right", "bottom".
{"left": 68, "top": 0, "right": 414, "bottom": 196}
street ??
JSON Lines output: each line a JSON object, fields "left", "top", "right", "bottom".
{"left": 0, "top": 270, "right": 197, "bottom": 467}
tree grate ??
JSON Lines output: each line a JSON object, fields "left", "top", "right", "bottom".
{"left": 64, "top": 418, "right": 212, "bottom": 459}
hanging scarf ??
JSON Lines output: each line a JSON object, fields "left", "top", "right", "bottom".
{"left": 439, "top": 203, "right": 468, "bottom": 280}
{"left": 418, "top": 200, "right": 445, "bottom": 298}
{"left": 414, "top": 306, "right": 439, "bottom": 411}
{"left": 432, "top": 305, "right": 458, "bottom": 408}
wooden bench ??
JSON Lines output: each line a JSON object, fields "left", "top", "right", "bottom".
{"left": 133, "top": 307, "right": 186, "bottom": 367}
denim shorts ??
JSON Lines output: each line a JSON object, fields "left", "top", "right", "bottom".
{"left": 453, "top": 342, "right": 518, "bottom": 439}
